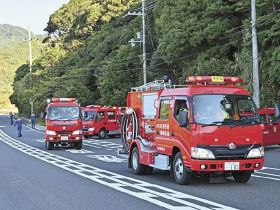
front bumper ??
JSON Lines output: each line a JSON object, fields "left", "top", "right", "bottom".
{"left": 83, "top": 131, "right": 95, "bottom": 136}
{"left": 188, "top": 158, "right": 264, "bottom": 172}
{"left": 45, "top": 134, "right": 83, "bottom": 142}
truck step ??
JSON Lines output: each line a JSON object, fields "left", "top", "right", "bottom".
{"left": 149, "top": 154, "right": 170, "bottom": 170}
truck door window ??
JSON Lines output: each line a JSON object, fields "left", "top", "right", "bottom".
{"left": 174, "top": 99, "right": 189, "bottom": 122}
{"left": 107, "top": 111, "right": 116, "bottom": 119}
{"left": 259, "top": 114, "right": 267, "bottom": 123}
{"left": 97, "top": 112, "right": 105, "bottom": 121}
{"left": 159, "top": 100, "right": 171, "bottom": 119}
{"left": 238, "top": 99, "right": 255, "bottom": 117}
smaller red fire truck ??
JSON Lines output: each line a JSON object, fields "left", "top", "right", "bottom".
{"left": 45, "top": 98, "right": 83, "bottom": 150}
{"left": 82, "top": 105, "right": 124, "bottom": 139}
{"left": 122, "top": 76, "right": 264, "bottom": 184}
{"left": 259, "top": 105, "right": 280, "bottom": 146}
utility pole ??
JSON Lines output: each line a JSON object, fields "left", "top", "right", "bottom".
{"left": 142, "top": 0, "right": 147, "bottom": 84}
{"left": 124, "top": 0, "right": 147, "bottom": 84}
{"left": 251, "top": 0, "right": 260, "bottom": 108}
{"left": 28, "top": 27, "right": 34, "bottom": 114}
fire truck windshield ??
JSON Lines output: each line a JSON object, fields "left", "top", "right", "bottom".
{"left": 192, "top": 95, "right": 259, "bottom": 126}
{"left": 83, "top": 111, "right": 97, "bottom": 121}
{"left": 47, "top": 106, "right": 80, "bottom": 121}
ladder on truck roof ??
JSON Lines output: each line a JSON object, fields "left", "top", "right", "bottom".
{"left": 131, "top": 80, "right": 172, "bottom": 92}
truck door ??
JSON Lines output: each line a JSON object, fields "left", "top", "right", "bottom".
{"left": 155, "top": 97, "right": 173, "bottom": 155}
{"left": 267, "top": 114, "right": 280, "bottom": 145}
{"left": 107, "top": 111, "right": 119, "bottom": 131}
{"left": 96, "top": 111, "right": 106, "bottom": 132}
{"left": 261, "top": 113, "right": 280, "bottom": 146}
{"left": 170, "top": 97, "right": 191, "bottom": 150}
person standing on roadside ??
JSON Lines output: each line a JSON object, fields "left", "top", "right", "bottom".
{"left": 14, "top": 117, "right": 23, "bottom": 137}
{"left": 9, "top": 112, "right": 14, "bottom": 125}
{"left": 30, "top": 112, "right": 36, "bottom": 129}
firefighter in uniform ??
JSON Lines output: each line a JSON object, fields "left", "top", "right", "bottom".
{"left": 14, "top": 118, "right": 23, "bottom": 137}
{"left": 31, "top": 112, "right": 36, "bottom": 129}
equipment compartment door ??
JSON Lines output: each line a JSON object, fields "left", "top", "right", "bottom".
{"left": 107, "top": 111, "right": 119, "bottom": 131}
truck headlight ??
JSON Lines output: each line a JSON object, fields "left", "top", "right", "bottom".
{"left": 72, "top": 130, "right": 82, "bottom": 135}
{"left": 46, "top": 130, "right": 56, "bottom": 135}
{"left": 247, "top": 146, "right": 264, "bottom": 158}
{"left": 88, "top": 127, "right": 95, "bottom": 131}
{"left": 191, "top": 147, "right": 215, "bottom": 159}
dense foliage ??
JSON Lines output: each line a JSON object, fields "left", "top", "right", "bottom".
{"left": 10, "top": 0, "right": 280, "bottom": 116}
{"left": 0, "top": 24, "right": 41, "bottom": 113}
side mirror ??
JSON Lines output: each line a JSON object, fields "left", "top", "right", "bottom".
{"left": 275, "top": 103, "right": 280, "bottom": 119}
{"left": 179, "top": 109, "right": 189, "bottom": 127}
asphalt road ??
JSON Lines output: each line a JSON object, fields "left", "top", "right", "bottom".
{"left": 0, "top": 114, "right": 279, "bottom": 210}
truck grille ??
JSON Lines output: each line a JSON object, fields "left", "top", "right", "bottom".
{"left": 57, "top": 131, "right": 72, "bottom": 135}
{"left": 198, "top": 144, "right": 262, "bottom": 160}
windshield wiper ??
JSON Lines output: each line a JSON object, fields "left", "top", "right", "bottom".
{"left": 201, "top": 121, "right": 224, "bottom": 127}
{"left": 48, "top": 118, "right": 61, "bottom": 121}
{"left": 67, "top": 117, "right": 79, "bottom": 120}
{"left": 230, "top": 119, "right": 258, "bottom": 128}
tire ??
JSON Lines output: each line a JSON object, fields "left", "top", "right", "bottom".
{"left": 75, "top": 141, "right": 83, "bottom": 150}
{"left": 173, "top": 152, "right": 191, "bottom": 185}
{"left": 131, "top": 147, "right": 145, "bottom": 175}
{"left": 84, "top": 135, "right": 90, "bottom": 139}
{"left": 232, "top": 171, "right": 252, "bottom": 183}
{"left": 144, "top": 166, "right": 153, "bottom": 175}
{"left": 46, "top": 141, "right": 54, "bottom": 150}
{"left": 98, "top": 129, "right": 107, "bottom": 139}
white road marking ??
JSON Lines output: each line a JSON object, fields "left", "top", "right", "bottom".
{"left": 255, "top": 172, "right": 280, "bottom": 177}
{"left": 252, "top": 175, "right": 280, "bottom": 181}
{"left": 66, "top": 149, "right": 94, "bottom": 154}
{"left": 83, "top": 143, "right": 102, "bottom": 149}
{"left": 84, "top": 140, "right": 122, "bottom": 149}
{"left": 86, "top": 155, "right": 126, "bottom": 163}
{"left": 0, "top": 130, "right": 237, "bottom": 210}
{"left": 23, "top": 124, "right": 45, "bottom": 134}
{"left": 262, "top": 166, "right": 280, "bottom": 171}
{"left": 35, "top": 139, "right": 45, "bottom": 143}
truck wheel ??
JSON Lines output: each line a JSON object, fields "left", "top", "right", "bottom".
{"left": 75, "top": 141, "right": 83, "bottom": 150}
{"left": 98, "top": 129, "right": 107, "bottom": 139}
{"left": 131, "top": 147, "right": 145, "bottom": 175}
{"left": 84, "top": 135, "right": 89, "bottom": 139}
{"left": 173, "top": 152, "right": 191, "bottom": 185}
{"left": 233, "top": 171, "right": 252, "bottom": 183}
{"left": 46, "top": 141, "right": 54, "bottom": 150}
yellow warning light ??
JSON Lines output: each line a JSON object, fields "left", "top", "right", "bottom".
{"left": 211, "top": 76, "right": 224, "bottom": 83}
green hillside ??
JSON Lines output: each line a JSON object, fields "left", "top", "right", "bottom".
{"left": 0, "top": 24, "right": 41, "bottom": 113}
{"left": 10, "top": 0, "right": 280, "bottom": 116}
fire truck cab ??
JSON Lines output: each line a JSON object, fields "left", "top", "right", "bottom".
{"left": 259, "top": 105, "right": 280, "bottom": 146}
{"left": 122, "top": 76, "right": 264, "bottom": 184}
{"left": 45, "top": 98, "right": 83, "bottom": 150}
{"left": 82, "top": 105, "right": 123, "bottom": 139}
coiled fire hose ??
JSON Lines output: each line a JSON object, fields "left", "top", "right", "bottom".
{"left": 121, "top": 108, "right": 138, "bottom": 153}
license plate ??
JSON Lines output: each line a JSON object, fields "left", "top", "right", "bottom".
{"left": 224, "top": 162, "right": 239, "bottom": 171}
{"left": 61, "top": 136, "right": 68, "bottom": 141}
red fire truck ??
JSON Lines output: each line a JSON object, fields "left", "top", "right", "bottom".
{"left": 45, "top": 98, "right": 83, "bottom": 150}
{"left": 259, "top": 105, "right": 280, "bottom": 146}
{"left": 82, "top": 105, "right": 124, "bottom": 139}
{"left": 121, "top": 76, "right": 264, "bottom": 184}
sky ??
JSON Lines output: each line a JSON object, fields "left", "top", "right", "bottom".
{"left": 0, "top": 0, "right": 69, "bottom": 34}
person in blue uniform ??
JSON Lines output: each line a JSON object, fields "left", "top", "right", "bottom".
{"left": 9, "top": 112, "right": 14, "bottom": 125}
{"left": 14, "top": 118, "right": 23, "bottom": 137}
{"left": 30, "top": 112, "right": 36, "bottom": 129}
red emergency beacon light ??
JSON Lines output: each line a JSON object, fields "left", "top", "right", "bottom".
{"left": 51, "top": 98, "right": 78, "bottom": 103}
{"left": 186, "top": 76, "right": 243, "bottom": 85}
